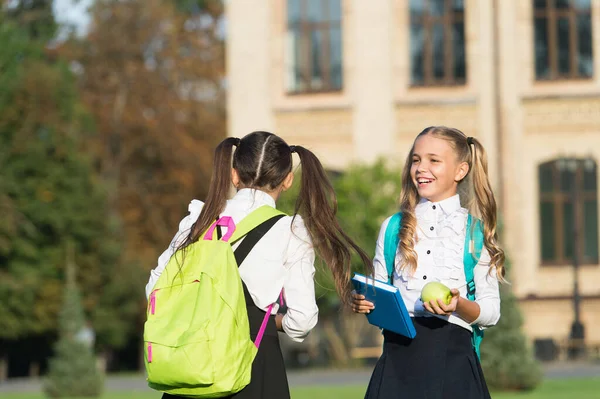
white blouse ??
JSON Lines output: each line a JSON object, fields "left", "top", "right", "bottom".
{"left": 145, "top": 189, "right": 319, "bottom": 342}
{"left": 372, "top": 194, "right": 501, "bottom": 332}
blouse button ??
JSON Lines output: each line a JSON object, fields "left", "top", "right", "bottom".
{"left": 423, "top": 275, "right": 427, "bottom": 280}
{"left": 427, "top": 250, "right": 431, "bottom": 255}
{"left": 430, "top": 226, "right": 434, "bottom": 231}
{"left": 432, "top": 205, "right": 436, "bottom": 210}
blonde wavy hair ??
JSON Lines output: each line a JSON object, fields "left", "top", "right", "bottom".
{"left": 398, "top": 126, "right": 506, "bottom": 281}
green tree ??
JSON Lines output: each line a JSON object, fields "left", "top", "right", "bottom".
{"left": 65, "top": 0, "right": 226, "bottom": 362}
{"left": 44, "top": 242, "right": 103, "bottom": 398}
{"left": 4, "top": 0, "right": 57, "bottom": 40}
{"left": 278, "top": 158, "right": 403, "bottom": 365}
{"left": 0, "top": 11, "right": 132, "bottom": 370}
{"left": 480, "top": 260, "right": 543, "bottom": 391}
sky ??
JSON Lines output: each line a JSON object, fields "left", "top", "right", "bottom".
{"left": 53, "top": 0, "right": 94, "bottom": 37}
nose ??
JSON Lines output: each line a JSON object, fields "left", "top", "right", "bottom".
{"left": 417, "top": 161, "right": 428, "bottom": 173}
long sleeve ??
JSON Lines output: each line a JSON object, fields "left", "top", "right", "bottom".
{"left": 145, "top": 200, "right": 204, "bottom": 298}
{"left": 471, "top": 248, "right": 501, "bottom": 328}
{"left": 280, "top": 216, "right": 319, "bottom": 342}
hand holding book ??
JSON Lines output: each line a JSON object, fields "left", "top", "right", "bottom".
{"left": 350, "top": 273, "right": 417, "bottom": 339}
{"left": 351, "top": 291, "right": 375, "bottom": 314}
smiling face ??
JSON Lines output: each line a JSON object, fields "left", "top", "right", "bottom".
{"left": 410, "top": 133, "right": 469, "bottom": 203}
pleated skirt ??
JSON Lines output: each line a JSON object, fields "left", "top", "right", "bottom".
{"left": 364, "top": 317, "right": 491, "bottom": 399}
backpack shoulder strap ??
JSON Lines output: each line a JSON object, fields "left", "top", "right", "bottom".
{"left": 233, "top": 214, "right": 285, "bottom": 266}
{"left": 463, "top": 214, "right": 484, "bottom": 299}
{"left": 228, "top": 206, "right": 286, "bottom": 349}
{"left": 384, "top": 212, "right": 402, "bottom": 283}
{"left": 463, "top": 214, "right": 485, "bottom": 359}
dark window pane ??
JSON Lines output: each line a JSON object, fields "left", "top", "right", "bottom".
{"left": 583, "top": 199, "right": 599, "bottom": 261}
{"left": 577, "top": 14, "right": 593, "bottom": 78}
{"left": 535, "top": 17, "right": 550, "bottom": 79}
{"left": 453, "top": 22, "right": 466, "bottom": 80}
{"left": 535, "top": 0, "right": 547, "bottom": 9}
{"left": 307, "top": 0, "right": 322, "bottom": 22}
{"left": 411, "top": 22, "right": 425, "bottom": 85}
{"left": 329, "top": 26, "right": 343, "bottom": 90}
{"left": 540, "top": 201, "right": 556, "bottom": 261}
{"left": 432, "top": 23, "right": 445, "bottom": 79}
{"left": 563, "top": 201, "right": 575, "bottom": 260}
{"left": 328, "top": 0, "right": 341, "bottom": 22}
{"left": 573, "top": 0, "right": 591, "bottom": 11}
{"left": 560, "top": 166, "right": 575, "bottom": 193}
{"left": 286, "top": 0, "right": 343, "bottom": 93}
{"left": 557, "top": 17, "right": 571, "bottom": 76}
{"left": 539, "top": 163, "right": 554, "bottom": 193}
{"left": 583, "top": 160, "right": 597, "bottom": 191}
{"left": 555, "top": 0, "right": 570, "bottom": 9}
{"left": 288, "top": 0, "right": 301, "bottom": 25}
{"left": 453, "top": 0, "right": 464, "bottom": 12}
{"left": 410, "top": 0, "right": 425, "bottom": 18}
{"left": 310, "top": 28, "right": 323, "bottom": 89}
{"left": 430, "top": 0, "right": 445, "bottom": 17}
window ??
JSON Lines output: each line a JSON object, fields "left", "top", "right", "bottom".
{"left": 286, "top": 0, "right": 342, "bottom": 93}
{"left": 409, "top": 0, "right": 466, "bottom": 86}
{"left": 534, "top": 0, "right": 593, "bottom": 80}
{"left": 539, "top": 158, "right": 598, "bottom": 265}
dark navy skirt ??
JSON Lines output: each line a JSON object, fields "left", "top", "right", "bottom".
{"left": 364, "top": 317, "right": 491, "bottom": 399}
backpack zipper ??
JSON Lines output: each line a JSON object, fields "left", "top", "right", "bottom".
{"left": 149, "top": 290, "right": 158, "bottom": 315}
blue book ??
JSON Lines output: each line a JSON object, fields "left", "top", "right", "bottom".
{"left": 351, "top": 273, "right": 417, "bottom": 339}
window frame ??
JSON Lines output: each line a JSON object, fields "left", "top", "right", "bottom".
{"left": 533, "top": 0, "right": 594, "bottom": 81}
{"left": 286, "top": 0, "right": 343, "bottom": 94}
{"left": 539, "top": 158, "right": 599, "bottom": 266}
{"left": 409, "top": 0, "right": 467, "bottom": 87}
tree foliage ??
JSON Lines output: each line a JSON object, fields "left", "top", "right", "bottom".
{"left": 68, "top": 0, "right": 225, "bottom": 266}
{"left": 278, "top": 158, "right": 403, "bottom": 365}
{"left": 0, "top": 15, "right": 119, "bottom": 342}
{"left": 480, "top": 260, "right": 543, "bottom": 391}
{"left": 279, "top": 158, "right": 402, "bottom": 309}
{"left": 44, "top": 243, "right": 103, "bottom": 398}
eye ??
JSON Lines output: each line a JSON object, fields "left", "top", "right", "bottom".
{"left": 431, "top": 159, "right": 440, "bottom": 163}
{"left": 412, "top": 158, "right": 420, "bottom": 164}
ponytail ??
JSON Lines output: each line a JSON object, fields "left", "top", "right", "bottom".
{"left": 468, "top": 137, "right": 506, "bottom": 280}
{"left": 180, "top": 137, "right": 239, "bottom": 250}
{"left": 293, "top": 146, "right": 373, "bottom": 305}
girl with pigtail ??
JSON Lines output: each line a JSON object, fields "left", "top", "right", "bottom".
{"left": 147, "top": 131, "right": 372, "bottom": 399}
{"left": 352, "top": 126, "right": 505, "bottom": 399}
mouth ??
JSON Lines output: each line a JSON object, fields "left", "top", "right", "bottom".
{"left": 416, "top": 177, "right": 434, "bottom": 187}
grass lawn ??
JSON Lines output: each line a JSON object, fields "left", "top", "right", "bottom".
{"left": 1, "top": 378, "right": 599, "bottom": 399}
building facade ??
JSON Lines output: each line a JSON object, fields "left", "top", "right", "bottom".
{"left": 226, "top": 0, "right": 600, "bottom": 349}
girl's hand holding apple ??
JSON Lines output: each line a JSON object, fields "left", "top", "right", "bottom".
{"left": 421, "top": 281, "right": 460, "bottom": 316}
{"left": 422, "top": 288, "right": 460, "bottom": 316}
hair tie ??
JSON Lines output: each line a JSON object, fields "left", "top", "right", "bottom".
{"left": 289, "top": 145, "right": 297, "bottom": 153}
{"left": 467, "top": 137, "right": 474, "bottom": 146}
{"left": 234, "top": 138, "right": 241, "bottom": 147}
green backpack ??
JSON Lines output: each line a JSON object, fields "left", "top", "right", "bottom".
{"left": 383, "top": 212, "right": 485, "bottom": 359}
{"left": 143, "top": 205, "right": 285, "bottom": 398}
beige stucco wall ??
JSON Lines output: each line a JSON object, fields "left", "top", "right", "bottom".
{"left": 227, "top": 0, "right": 600, "bottom": 344}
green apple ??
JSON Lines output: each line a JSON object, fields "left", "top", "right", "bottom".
{"left": 421, "top": 281, "right": 452, "bottom": 305}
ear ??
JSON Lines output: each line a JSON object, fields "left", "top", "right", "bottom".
{"left": 231, "top": 168, "right": 241, "bottom": 188}
{"left": 281, "top": 171, "right": 294, "bottom": 192}
{"left": 454, "top": 162, "right": 469, "bottom": 182}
